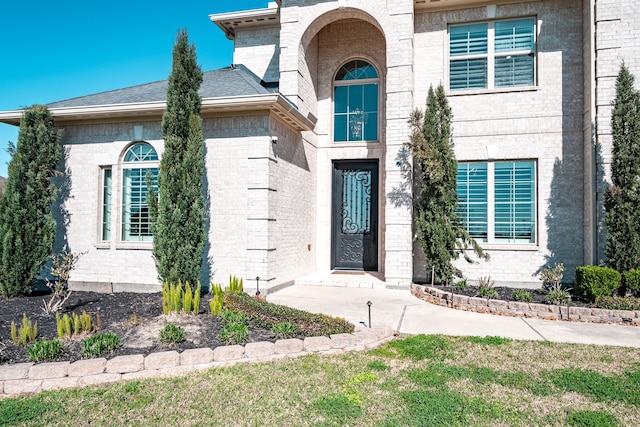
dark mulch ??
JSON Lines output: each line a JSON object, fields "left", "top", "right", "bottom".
{"left": 0, "top": 291, "right": 289, "bottom": 365}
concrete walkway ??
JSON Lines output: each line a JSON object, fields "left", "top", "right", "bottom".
{"left": 268, "top": 285, "right": 640, "bottom": 348}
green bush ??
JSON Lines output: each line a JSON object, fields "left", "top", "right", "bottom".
{"left": 223, "top": 292, "right": 354, "bottom": 336}
{"left": 27, "top": 339, "right": 63, "bottom": 362}
{"left": 159, "top": 322, "right": 185, "bottom": 345}
{"left": 622, "top": 269, "right": 640, "bottom": 297}
{"left": 575, "top": 266, "right": 621, "bottom": 302}
{"left": 512, "top": 289, "right": 533, "bottom": 303}
{"left": 271, "top": 321, "right": 299, "bottom": 339}
{"left": 595, "top": 296, "right": 640, "bottom": 311}
{"left": 478, "top": 287, "right": 498, "bottom": 299}
{"left": 82, "top": 333, "right": 120, "bottom": 357}
{"left": 547, "top": 290, "right": 571, "bottom": 306}
{"left": 219, "top": 321, "right": 249, "bottom": 345}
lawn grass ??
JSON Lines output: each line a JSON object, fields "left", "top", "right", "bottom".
{"left": 2, "top": 335, "right": 639, "bottom": 426}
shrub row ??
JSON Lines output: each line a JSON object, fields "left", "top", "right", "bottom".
{"left": 222, "top": 292, "right": 354, "bottom": 337}
{"left": 574, "top": 266, "right": 640, "bottom": 302}
{"left": 594, "top": 296, "right": 640, "bottom": 311}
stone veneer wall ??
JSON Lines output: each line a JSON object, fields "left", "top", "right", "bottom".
{"left": 412, "top": 284, "right": 640, "bottom": 325}
{"left": 0, "top": 327, "right": 393, "bottom": 398}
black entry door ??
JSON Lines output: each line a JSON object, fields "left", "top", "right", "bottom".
{"left": 331, "top": 160, "right": 379, "bottom": 270}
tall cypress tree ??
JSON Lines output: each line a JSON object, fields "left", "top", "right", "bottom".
{"left": 605, "top": 64, "right": 640, "bottom": 274}
{"left": 0, "top": 105, "right": 61, "bottom": 297}
{"left": 148, "top": 29, "right": 205, "bottom": 287}
{"left": 408, "top": 84, "right": 486, "bottom": 284}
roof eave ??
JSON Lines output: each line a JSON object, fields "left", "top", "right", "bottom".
{"left": 0, "top": 94, "right": 315, "bottom": 132}
{"left": 209, "top": 5, "right": 280, "bottom": 40}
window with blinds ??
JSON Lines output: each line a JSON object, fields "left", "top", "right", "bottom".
{"left": 449, "top": 18, "right": 535, "bottom": 91}
{"left": 457, "top": 161, "right": 536, "bottom": 244}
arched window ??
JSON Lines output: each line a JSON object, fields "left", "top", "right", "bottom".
{"left": 334, "top": 60, "right": 379, "bottom": 142}
{"left": 121, "top": 142, "right": 158, "bottom": 242}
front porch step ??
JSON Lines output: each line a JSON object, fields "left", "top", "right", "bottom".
{"left": 294, "top": 271, "right": 387, "bottom": 289}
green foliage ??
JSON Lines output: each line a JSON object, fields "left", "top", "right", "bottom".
{"left": 513, "top": 289, "right": 533, "bottom": 303}
{"left": 367, "top": 360, "right": 390, "bottom": 371}
{"left": 159, "top": 322, "right": 185, "bottom": 345}
{"left": 227, "top": 275, "right": 243, "bottom": 293}
{"left": 454, "top": 279, "right": 467, "bottom": 290}
{"left": 575, "top": 266, "right": 621, "bottom": 302}
{"left": 407, "top": 84, "right": 487, "bottom": 284}
{"left": 147, "top": 29, "right": 205, "bottom": 286}
{"left": 271, "top": 321, "right": 298, "bottom": 339}
{"left": 27, "top": 339, "right": 63, "bottom": 362}
{"left": 56, "top": 311, "right": 94, "bottom": 339}
{"left": 605, "top": 64, "right": 640, "bottom": 274}
{"left": 479, "top": 287, "right": 499, "bottom": 299}
{"left": 0, "top": 395, "right": 53, "bottom": 424}
{"left": 82, "top": 333, "right": 120, "bottom": 357}
{"left": 594, "top": 295, "right": 640, "bottom": 310}
{"left": 162, "top": 281, "right": 200, "bottom": 315}
{"left": 211, "top": 283, "right": 224, "bottom": 297}
{"left": 222, "top": 291, "right": 354, "bottom": 336}
{"left": 11, "top": 313, "right": 38, "bottom": 345}
{"left": 381, "top": 334, "right": 450, "bottom": 361}
{"left": 566, "top": 409, "right": 619, "bottom": 427}
{"left": 209, "top": 294, "right": 223, "bottom": 316}
{"left": 312, "top": 393, "right": 362, "bottom": 423}
{"left": 547, "top": 289, "right": 571, "bottom": 305}
{"left": 219, "top": 321, "right": 249, "bottom": 345}
{"left": 0, "top": 105, "right": 62, "bottom": 297}
{"left": 622, "top": 269, "right": 640, "bottom": 296}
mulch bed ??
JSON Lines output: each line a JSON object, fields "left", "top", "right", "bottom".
{"left": 432, "top": 284, "right": 592, "bottom": 307}
{"left": 0, "top": 291, "right": 290, "bottom": 365}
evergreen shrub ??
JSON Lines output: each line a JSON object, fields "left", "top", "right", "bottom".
{"left": 575, "top": 266, "right": 621, "bottom": 302}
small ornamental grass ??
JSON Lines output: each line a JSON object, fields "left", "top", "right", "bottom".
{"left": 82, "top": 333, "right": 120, "bottom": 358}
{"left": 162, "top": 281, "right": 201, "bottom": 315}
{"left": 159, "top": 322, "right": 185, "bottom": 346}
{"left": 56, "top": 311, "right": 97, "bottom": 340}
{"left": 27, "top": 339, "right": 63, "bottom": 362}
{"left": 11, "top": 314, "right": 37, "bottom": 346}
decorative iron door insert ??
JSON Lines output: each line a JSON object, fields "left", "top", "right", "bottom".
{"left": 331, "top": 160, "right": 379, "bottom": 270}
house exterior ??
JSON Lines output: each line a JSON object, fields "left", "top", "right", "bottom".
{"left": 0, "top": 0, "right": 636, "bottom": 293}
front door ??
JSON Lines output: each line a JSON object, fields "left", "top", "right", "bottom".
{"left": 331, "top": 160, "right": 379, "bottom": 270}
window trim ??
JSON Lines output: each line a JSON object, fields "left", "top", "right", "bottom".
{"left": 457, "top": 159, "right": 537, "bottom": 246}
{"left": 97, "top": 166, "right": 113, "bottom": 247}
{"left": 447, "top": 16, "right": 537, "bottom": 94}
{"left": 332, "top": 58, "right": 381, "bottom": 144}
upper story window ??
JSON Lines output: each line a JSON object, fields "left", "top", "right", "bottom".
{"left": 449, "top": 18, "right": 535, "bottom": 91}
{"left": 334, "top": 60, "right": 379, "bottom": 142}
{"left": 121, "top": 142, "right": 158, "bottom": 242}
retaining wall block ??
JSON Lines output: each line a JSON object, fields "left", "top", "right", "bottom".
{"left": 453, "top": 294, "right": 469, "bottom": 305}
{"left": 180, "top": 348, "right": 214, "bottom": 366}
{"left": 145, "top": 351, "right": 180, "bottom": 371}
{"left": 569, "top": 306, "right": 592, "bottom": 317}
{"left": 330, "top": 333, "right": 357, "bottom": 349}
{"left": 69, "top": 358, "right": 107, "bottom": 377}
{"left": 0, "top": 363, "right": 33, "bottom": 381}
{"left": 3, "top": 379, "right": 42, "bottom": 395}
{"left": 468, "top": 297, "right": 488, "bottom": 307}
{"left": 82, "top": 373, "right": 122, "bottom": 385}
{"left": 275, "top": 338, "right": 304, "bottom": 354}
{"left": 304, "top": 336, "right": 332, "bottom": 352}
{"left": 42, "top": 377, "right": 82, "bottom": 391}
{"left": 29, "top": 361, "right": 70, "bottom": 380}
{"left": 244, "top": 341, "right": 275, "bottom": 358}
{"left": 488, "top": 299, "right": 508, "bottom": 311}
{"left": 106, "top": 354, "right": 145, "bottom": 374}
{"left": 213, "top": 345, "right": 245, "bottom": 362}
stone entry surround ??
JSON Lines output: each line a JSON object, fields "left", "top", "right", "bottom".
{"left": 0, "top": 327, "right": 393, "bottom": 398}
{"left": 412, "top": 284, "right": 640, "bottom": 325}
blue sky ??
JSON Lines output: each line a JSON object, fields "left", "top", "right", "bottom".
{"left": 0, "top": 0, "right": 268, "bottom": 177}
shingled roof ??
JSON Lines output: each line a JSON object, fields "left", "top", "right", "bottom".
{"left": 47, "top": 65, "right": 278, "bottom": 108}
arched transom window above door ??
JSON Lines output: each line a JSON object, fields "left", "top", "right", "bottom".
{"left": 334, "top": 60, "right": 379, "bottom": 143}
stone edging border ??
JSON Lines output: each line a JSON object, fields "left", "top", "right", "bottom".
{"left": 0, "top": 327, "right": 393, "bottom": 399}
{"left": 412, "top": 284, "right": 640, "bottom": 326}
